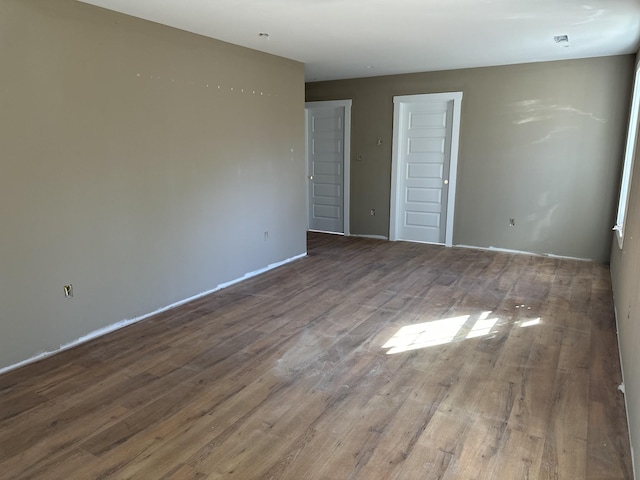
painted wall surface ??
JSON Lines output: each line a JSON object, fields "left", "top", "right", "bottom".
{"left": 611, "top": 55, "right": 640, "bottom": 478}
{"left": 0, "top": 0, "right": 306, "bottom": 370}
{"left": 306, "top": 57, "right": 634, "bottom": 261}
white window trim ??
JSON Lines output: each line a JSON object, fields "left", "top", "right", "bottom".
{"left": 615, "top": 63, "right": 640, "bottom": 249}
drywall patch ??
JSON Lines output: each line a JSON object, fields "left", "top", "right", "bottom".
{"left": 531, "top": 126, "right": 575, "bottom": 144}
{"left": 510, "top": 99, "right": 607, "bottom": 124}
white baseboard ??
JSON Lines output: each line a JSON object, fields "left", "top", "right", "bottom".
{"left": 612, "top": 302, "right": 637, "bottom": 480}
{"left": 0, "top": 252, "right": 307, "bottom": 376}
{"left": 454, "top": 244, "right": 593, "bottom": 262}
{"left": 350, "top": 234, "right": 389, "bottom": 240}
{"left": 308, "top": 229, "right": 345, "bottom": 235}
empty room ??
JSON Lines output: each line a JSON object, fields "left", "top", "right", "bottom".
{"left": 2, "top": 0, "right": 640, "bottom": 479}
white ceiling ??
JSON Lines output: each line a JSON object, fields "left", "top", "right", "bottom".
{"left": 78, "top": 0, "right": 640, "bottom": 82}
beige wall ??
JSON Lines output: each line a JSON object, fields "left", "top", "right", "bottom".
{"left": 306, "top": 56, "right": 634, "bottom": 261}
{"left": 611, "top": 54, "right": 640, "bottom": 477}
{"left": 0, "top": 0, "right": 306, "bottom": 370}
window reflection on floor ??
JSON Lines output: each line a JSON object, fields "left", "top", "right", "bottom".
{"left": 382, "top": 310, "right": 541, "bottom": 354}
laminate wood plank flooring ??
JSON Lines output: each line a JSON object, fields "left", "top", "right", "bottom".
{"left": 0, "top": 232, "right": 632, "bottom": 479}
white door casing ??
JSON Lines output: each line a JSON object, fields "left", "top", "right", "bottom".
{"left": 390, "top": 92, "right": 462, "bottom": 246}
{"left": 305, "top": 100, "right": 351, "bottom": 235}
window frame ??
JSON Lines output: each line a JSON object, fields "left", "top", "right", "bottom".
{"left": 614, "top": 62, "right": 640, "bottom": 249}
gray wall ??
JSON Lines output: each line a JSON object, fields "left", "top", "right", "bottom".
{"left": 0, "top": 0, "right": 306, "bottom": 370}
{"left": 306, "top": 57, "right": 634, "bottom": 261}
{"left": 611, "top": 55, "right": 640, "bottom": 478}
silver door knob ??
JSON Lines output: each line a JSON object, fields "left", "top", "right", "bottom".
{"left": 308, "top": 175, "right": 314, "bottom": 180}
{"left": 444, "top": 179, "right": 449, "bottom": 185}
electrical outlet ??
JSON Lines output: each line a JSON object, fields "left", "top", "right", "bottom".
{"left": 370, "top": 209, "right": 376, "bottom": 216}
{"left": 63, "top": 284, "right": 73, "bottom": 298}
{"left": 509, "top": 218, "right": 515, "bottom": 227}
{"left": 264, "top": 231, "right": 269, "bottom": 241}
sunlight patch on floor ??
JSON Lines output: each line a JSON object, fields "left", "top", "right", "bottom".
{"left": 520, "top": 317, "right": 541, "bottom": 328}
{"left": 382, "top": 310, "right": 541, "bottom": 354}
{"left": 466, "top": 311, "right": 499, "bottom": 339}
{"left": 382, "top": 315, "right": 470, "bottom": 353}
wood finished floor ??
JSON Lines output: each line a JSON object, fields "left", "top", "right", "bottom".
{"left": 0, "top": 232, "right": 632, "bottom": 479}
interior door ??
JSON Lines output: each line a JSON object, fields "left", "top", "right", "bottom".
{"left": 390, "top": 92, "right": 463, "bottom": 245}
{"left": 305, "top": 101, "right": 351, "bottom": 234}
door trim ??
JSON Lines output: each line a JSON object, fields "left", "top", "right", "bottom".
{"left": 305, "top": 100, "right": 352, "bottom": 236}
{"left": 389, "top": 92, "right": 463, "bottom": 247}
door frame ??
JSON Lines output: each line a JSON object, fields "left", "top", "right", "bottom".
{"left": 389, "top": 92, "right": 463, "bottom": 247}
{"left": 305, "top": 99, "right": 352, "bottom": 236}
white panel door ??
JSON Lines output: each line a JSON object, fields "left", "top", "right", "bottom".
{"left": 306, "top": 102, "right": 350, "bottom": 234}
{"left": 390, "top": 93, "right": 463, "bottom": 245}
